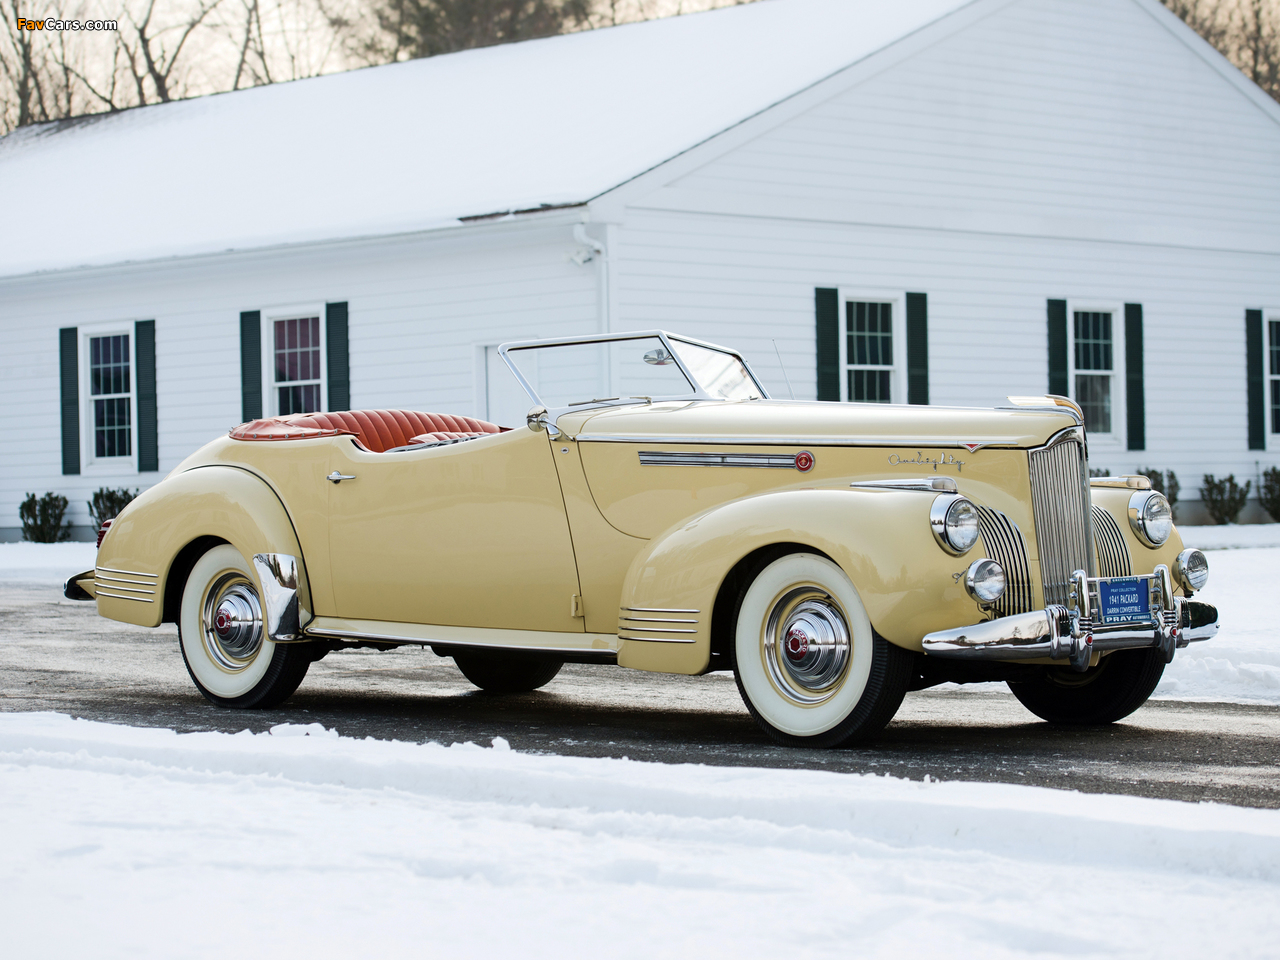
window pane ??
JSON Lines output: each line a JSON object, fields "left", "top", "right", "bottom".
{"left": 847, "top": 301, "right": 892, "bottom": 370}
{"left": 1272, "top": 379, "right": 1280, "bottom": 435}
{"left": 89, "top": 334, "right": 130, "bottom": 398}
{"left": 1076, "top": 374, "right": 1111, "bottom": 433}
{"left": 1074, "top": 312, "right": 1112, "bottom": 371}
{"left": 1270, "top": 320, "right": 1279, "bottom": 377}
{"left": 94, "top": 396, "right": 132, "bottom": 457}
{"left": 273, "top": 317, "right": 322, "bottom": 387}
{"left": 849, "top": 368, "right": 891, "bottom": 403}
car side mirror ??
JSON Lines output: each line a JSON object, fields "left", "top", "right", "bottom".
{"left": 527, "top": 406, "right": 560, "bottom": 438}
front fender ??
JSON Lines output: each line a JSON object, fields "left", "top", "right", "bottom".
{"left": 95, "top": 465, "right": 312, "bottom": 628}
{"left": 617, "top": 488, "right": 984, "bottom": 675}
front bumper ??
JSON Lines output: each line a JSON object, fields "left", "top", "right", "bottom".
{"left": 921, "top": 565, "right": 1219, "bottom": 672}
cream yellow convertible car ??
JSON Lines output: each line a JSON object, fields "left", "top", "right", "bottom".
{"left": 67, "top": 331, "right": 1218, "bottom": 746}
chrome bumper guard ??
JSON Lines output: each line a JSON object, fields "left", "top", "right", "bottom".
{"left": 921, "top": 564, "right": 1219, "bottom": 672}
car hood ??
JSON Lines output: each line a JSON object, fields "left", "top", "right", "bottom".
{"left": 559, "top": 399, "right": 1079, "bottom": 449}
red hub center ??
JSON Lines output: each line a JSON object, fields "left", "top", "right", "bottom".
{"left": 785, "top": 627, "right": 810, "bottom": 661}
{"left": 214, "top": 609, "right": 231, "bottom": 636}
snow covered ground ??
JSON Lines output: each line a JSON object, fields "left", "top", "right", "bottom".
{"left": 1, "top": 712, "right": 1277, "bottom": 959}
{"left": 4, "top": 529, "right": 1275, "bottom": 704}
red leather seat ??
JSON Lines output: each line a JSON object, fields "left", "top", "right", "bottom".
{"left": 230, "top": 410, "right": 506, "bottom": 452}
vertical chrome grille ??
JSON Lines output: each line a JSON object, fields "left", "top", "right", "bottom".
{"left": 975, "top": 507, "right": 1034, "bottom": 618}
{"left": 1028, "top": 430, "right": 1095, "bottom": 606}
{"left": 1091, "top": 505, "right": 1132, "bottom": 578}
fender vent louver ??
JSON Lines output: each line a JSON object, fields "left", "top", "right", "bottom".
{"left": 975, "top": 507, "right": 1035, "bottom": 618}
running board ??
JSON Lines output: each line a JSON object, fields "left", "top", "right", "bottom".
{"left": 304, "top": 616, "right": 619, "bottom": 662}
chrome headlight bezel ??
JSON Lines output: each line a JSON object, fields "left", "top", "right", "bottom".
{"left": 930, "top": 494, "right": 980, "bottom": 556}
{"left": 964, "top": 558, "right": 1006, "bottom": 603}
{"left": 1128, "top": 490, "right": 1173, "bottom": 547}
{"left": 1173, "top": 547, "right": 1209, "bottom": 592}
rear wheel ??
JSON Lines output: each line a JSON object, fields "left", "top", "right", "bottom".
{"left": 453, "top": 652, "right": 563, "bottom": 693}
{"left": 1007, "top": 647, "right": 1165, "bottom": 724}
{"left": 178, "top": 544, "right": 311, "bottom": 708}
{"left": 731, "top": 552, "right": 912, "bottom": 748}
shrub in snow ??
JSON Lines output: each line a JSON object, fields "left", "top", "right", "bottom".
{"left": 1261, "top": 467, "right": 1280, "bottom": 523}
{"left": 1138, "top": 468, "right": 1180, "bottom": 520}
{"left": 19, "top": 492, "right": 72, "bottom": 542}
{"left": 88, "top": 487, "right": 138, "bottom": 529}
{"left": 1201, "top": 474, "right": 1250, "bottom": 525}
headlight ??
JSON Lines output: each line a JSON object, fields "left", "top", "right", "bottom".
{"left": 1128, "top": 491, "right": 1173, "bottom": 547}
{"left": 1173, "top": 548, "right": 1209, "bottom": 592}
{"left": 964, "top": 558, "right": 1006, "bottom": 603}
{"left": 930, "top": 494, "right": 980, "bottom": 555}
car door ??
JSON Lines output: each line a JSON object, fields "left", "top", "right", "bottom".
{"left": 326, "top": 427, "right": 583, "bottom": 632}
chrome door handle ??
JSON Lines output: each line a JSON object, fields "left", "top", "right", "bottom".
{"left": 327, "top": 472, "right": 356, "bottom": 484}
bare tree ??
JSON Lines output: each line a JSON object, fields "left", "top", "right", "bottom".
{"left": 1162, "top": 0, "right": 1280, "bottom": 102}
{"left": 120, "top": 0, "right": 225, "bottom": 103}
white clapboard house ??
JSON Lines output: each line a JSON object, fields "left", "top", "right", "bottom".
{"left": 2, "top": 0, "right": 1279, "bottom": 538}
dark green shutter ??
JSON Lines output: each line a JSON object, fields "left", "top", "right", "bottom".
{"left": 1124, "top": 304, "right": 1144, "bottom": 451}
{"left": 59, "top": 327, "right": 80, "bottom": 475}
{"left": 135, "top": 320, "right": 158, "bottom": 471}
{"left": 240, "top": 311, "right": 261, "bottom": 422}
{"left": 815, "top": 288, "right": 839, "bottom": 401}
{"left": 1047, "top": 299, "right": 1068, "bottom": 396}
{"left": 906, "top": 292, "right": 928, "bottom": 405}
{"left": 326, "top": 301, "right": 350, "bottom": 412}
{"left": 1247, "top": 309, "right": 1265, "bottom": 450}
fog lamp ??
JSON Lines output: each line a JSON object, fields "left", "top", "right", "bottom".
{"left": 964, "top": 558, "right": 1006, "bottom": 604}
{"left": 1173, "top": 548, "right": 1209, "bottom": 593}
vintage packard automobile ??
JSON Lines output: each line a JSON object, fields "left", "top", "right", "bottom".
{"left": 67, "top": 331, "right": 1219, "bottom": 746}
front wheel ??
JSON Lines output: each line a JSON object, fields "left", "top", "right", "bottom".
{"left": 732, "top": 552, "right": 912, "bottom": 748}
{"left": 1007, "top": 647, "right": 1166, "bottom": 724}
{"left": 178, "top": 544, "right": 312, "bottom": 708}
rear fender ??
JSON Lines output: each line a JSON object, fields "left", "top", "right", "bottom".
{"left": 94, "top": 465, "right": 312, "bottom": 628}
{"left": 617, "top": 488, "right": 983, "bottom": 675}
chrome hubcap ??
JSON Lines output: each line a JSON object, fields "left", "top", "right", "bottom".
{"left": 763, "top": 588, "right": 851, "bottom": 705}
{"left": 202, "top": 574, "right": 263, "bottom": 670}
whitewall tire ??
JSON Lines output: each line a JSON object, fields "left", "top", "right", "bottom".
{"left": 732, "top": 552, "right": 912, "bottom": 747}
{"left": 178, "top": 544, "right": 311, "bottom": 708}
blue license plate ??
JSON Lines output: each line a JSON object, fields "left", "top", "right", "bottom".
{"left": 1097, "top": 577, "right": 1152, "bottom": 625}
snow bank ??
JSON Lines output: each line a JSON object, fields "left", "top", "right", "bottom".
{"left": 1, "top": 713, "right": 1277, "bottom": 959}
{"left": 0, "top": 541, "right": 97, "bottom": 584}
{"left": 1178, "top": 523, "right": 1280, "bottom": 550}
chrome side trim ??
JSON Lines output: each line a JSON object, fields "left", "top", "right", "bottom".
{"left": 620, "top": 616, "right": 698, "bottom": 624}
{"left": 95, "top": 565, "right": 158, "bottom": 578}
{"left": 578, "top": 434, "right": 1019, "bottom": 448}
{"left": 252, "top": 553, "right": 302, "bottom": 642}
{"left": 639, "top": 450, "right": 798, "bottom": 468}
{"left": 850, "top": 478, "right": 958, "bottom": 493}
{"left": 95, "top": 588, "right": 154, "bottom": 603}
{"left": 92, "top": 581, "right": 155, "bottom": 595}
{"left": 94, "top": 573, "right": 157, "bottom": 586}
{"left": 623, "top": 607, "right": 700, "bottom": 614}
{"left": 618, "top": 634, "right": 698, "bottom": 644}
{"left": 1091, "top": 506, "right": 1132, "bottom": 578}
{"left": 306, "top": 627, "right": 618, "bottom": 659}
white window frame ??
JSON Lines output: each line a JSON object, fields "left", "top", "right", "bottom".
{"left": 838, "top": 290, "right": 906, "bottom": 404}
{"left": 1267, "top": 307, "right": 1280, "bottom": 449}
{"left": 78, "top": 320, "right": 139, "bottom": 475}
{"left": 1066, "top": 299, "right": 1127, "bottom": 452}
{"left": 261, "top": 304, "right": 327, "bottom": 418}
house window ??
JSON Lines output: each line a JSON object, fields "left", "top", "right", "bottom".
{"left": 1074, "top": 311, "right": 1113, "bottom": 434}
{"left": 846, "top": 301, "right": 893, "bottom": 403}
{"left": 1271, "top": 319, "right": 1280, "bottom": 434}
{"left": 273, "top": 316, "right": 322, "bottom": 415}
{"left": 89, "top": 334, "right": 132, "bottom": 458}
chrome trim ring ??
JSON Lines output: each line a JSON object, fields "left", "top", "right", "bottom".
{"left": 762, "top": 588, "right": 851, "bottom": 705}
{"left": 930, "top": 494, "right": 980, "bottom": 556}
{"left": 1173, "top": 548, "right": 1209, "bottom": 592}
{"left": 1127, "top": 490, "right": 1173, "bottom": 548}
{"left": 201, "top": 573, "right": 264, "bottom": 671}
{"left": 964, "top": 558, "right": 1006, "bottom": 603}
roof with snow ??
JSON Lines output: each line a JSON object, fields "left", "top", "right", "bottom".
{"left": 0, "top": 0, "right": 974, "bottom": 278}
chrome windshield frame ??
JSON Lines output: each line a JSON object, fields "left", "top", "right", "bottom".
{"left": 496, "top": 329, "right": 770, "bottom": 414}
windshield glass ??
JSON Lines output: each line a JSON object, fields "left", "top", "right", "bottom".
{"left": 505, "top": 337, "right": 696, "bottom": 410}
{"left": 669, "top": 340, "right": 759, "bottom": 401}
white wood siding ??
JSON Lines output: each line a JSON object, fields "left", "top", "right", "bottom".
{"left": 0, "top": 216, "right": 597, "bottom": 538}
